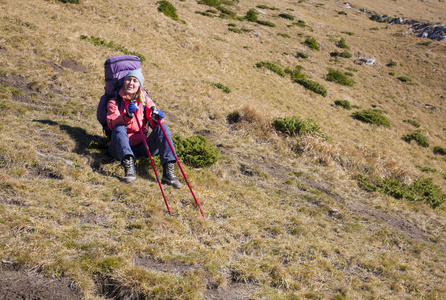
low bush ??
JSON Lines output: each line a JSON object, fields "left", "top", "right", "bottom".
{"left": 397, "top": 76, "right": 412, "bottom": 83}
{"left": 336, "top": 38, "right": 350, "bottom": 49}
{"left": 433, "top": 146, "right": 446, "bottom": 155}
{"left": 158, "top": 1, "right": 178, "bottom": 20}
{"left": 330, "top": 51, "right": 352, "bottom": 58}
{"left": 293, "top": 78, "right": 327, "bottom": 97}
{"left": 245, "top": 9, "right": 257, "bottom": 22}
{"left": 296, "top": 52, "right": 308, "bottom": 59}
{"left": 341, "top": 31, "right": 355, "bottom": 35}
{"left": 305, "top": 37, "right": 320, "bottom": 50}
{"left": 403, "top": 119, "right": 421, "bottom": 128}
{"left": 173, "top": 135, "right": 219, "bottom": 168}
{"left": 218, "top": 6, "right": 236, "bottom": 18}
{"left": 352, "top": 110, "right": 390, "bottom": 127}
{"left": 278, "top": 13, "right": 294, "bottom": 20}
{"left": 326, "top": 69, "right": 355, "bottom": 86}
{"left": 209, "top": 82, "right": 231, "bottom": 93}
{"left": 228, "top": 27, "right": 242, "bottom": 33}
{"left": 334, "top": 100, "right": 351, "bottom": 110}
{"left": 256, "top": 20, "right": 276, "bottom": 27}
{"left": 256, "top": 61, "right": 285, "bottom": 77}
{"left": 227, "top": 110, "right": 241, "bottom": 124}
{"left": 356, "top": 174, "right": 445, "bottom": 208}
{"left": 387, "top": 60, "right": 398, "bottom": 67}
{"left": 293, "top": 20, "right": 307, "bottom": 27}
{"left": 272, "top": 116, "right": 321, "bottom": 136}
{"left": 402, "top": 132, "right": 429, "bottom": 148}
{"left": 198, "top": 0, "right": 221, "bottom": 7}
{"left": 80, "top": 35, "right": 146, "bottom": 62}
{"left": 58, "top": 0, "right": 81, "bottom": 3}
{"left": 278, "top": 33, "right": 290, "bottom": 38}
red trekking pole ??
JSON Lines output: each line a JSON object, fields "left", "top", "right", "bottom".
{"left": 153, "top": 109, "right": 205, "bottom": 219}
{"left": 134, "top": 111, "right": 172, "bottom": 215}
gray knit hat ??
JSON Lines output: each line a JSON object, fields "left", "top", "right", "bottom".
{"left": 124, "top": 68, "right": 145, "bottom": 90}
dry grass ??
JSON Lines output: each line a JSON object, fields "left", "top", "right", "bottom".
{"left": 0, "top": 0, "right": 446, "bottom": 299}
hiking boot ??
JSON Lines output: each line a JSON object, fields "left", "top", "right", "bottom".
{"left": 122, "top": 155, "right": 136, "bottom": 183}
{"left": 162, "top": 161, "right": 182, "bottom": 189}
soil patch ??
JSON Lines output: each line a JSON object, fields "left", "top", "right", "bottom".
{"left": 0, "top": 261, "right": 82, "bottom": 300}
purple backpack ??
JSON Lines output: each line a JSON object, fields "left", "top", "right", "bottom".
{"left": 96, "top": 55, "right": 142, "bottom": 137}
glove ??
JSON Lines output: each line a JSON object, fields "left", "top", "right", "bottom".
{"left": 151, "top": 109, "right": 165, "bottom": 121}
{"left": 126, "top": 102, "right": 138, "bottom": 118}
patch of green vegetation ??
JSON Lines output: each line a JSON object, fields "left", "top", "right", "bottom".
{"left": 80, "top": 35, "right": 146, "bottom": 62}
{"left": 338, "top": 11, "right": 347, "bottom": 15}
{"left": 157, "top": 0, "right": 178, "bottom": 20}
{"left": 173, "top": 135, "right": 219, "bottom": 168}
{"left": 293, "top": 78, "right": 327, "bottom": 97}
{"left": 257, "top": 5, "right": 279, "bottom": 10}
{"left": 256, "top": 61, "right": 285, "bottom": 77}
{"left": 278, "top": 13, "right": 295, "bottom": 20}
{"left": 397, "top": 76, "right": 412, "bottom": 83}
{"left": 58, "top": 0, "right": 81, "bottom": 3}
{"left": 305, "top": 36, "right": 320, "bottom": 51}
{"left": 346, "top": 67, "right": 358, "bottom": 72}
{"left": 198, "top": 0, "right": 220, "bottom": 7}
{"left": 273, "top": 116, "right": 321, "bottom": 136}
{"left": 403, "top": 119, "right": 421, "bottom": 128}
{"left": 402, "top": 132, "right": 429, "bottom": 148}
{"left": 356, "top": 174, "right": 445, "bottom": 208}
{"left": 416, "top": 165, "right": 437, "bottom": 173}
{"left": 352, "top": 110, "right": 390, "bottom": 127}
{"left": 433, "top": 146, "right": 446, "bottom": 155}
{"left": 326, "top": 69, "right": 355, "bottom": 86}
{"left": 209, "top": 82, "right": 231, "bottom": 93}
{"left": 245, "top": 9, "right": 258, "bottom": 22}
{"left": 218, "top": 6, "right": 236, "bottom": 19}
{"left": 293, "top": 20, "right": 307, "bottom": 27}
{"left": 278, "top": 33, "right": 290, "bottom": 38}
{"left": 418, "top": 41, "right": 433, "bottom": 46}
{"left": 389, "top": 72, "right": 395, "bottom": 76}
{"left": 341, "top": 31, "right": 355, "bottom": 36}
{"left": 387, "top": 60, "right": 398, "bottom": 67}
{"left": 227, "top": 110, "right": 241, "bottom": 124}
{"left": 228, "top": 27, "right": 242, "bottom": 33}
{"left": 296, "top": 52, "right": 308, "bottom": 58}
{"left": 336, "top": 38, "right": 350, "bottom": 49}
{"left": 334, "top": 100, "right": 352, "bottom": 110}
{"left": 256, "top": 20, "right": 276, "bottom": 27}
{"left": 196, "top": 11, "right": 215, "bottom": 17}
{"left": 330, "top": 51, "right": 352, "bottom": 58}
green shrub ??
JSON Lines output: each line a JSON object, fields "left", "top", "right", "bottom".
{"left": 173, "top": 135, "right": 219, "bottom": 168}
{"left": 245, "top": 9, "right": 258, "bottom": 22}
{"left": 387, "top": 60, "right": 398, "bottom": 67}
{"left": 293, "top": 20, "right": 307, "bottom": 27}
{"left": 397, "top": 76, "right": 412, "bottom": 83}
{"left": 278, "top": 33, "right": 290, "bottom": 38}
{"left": 58, "top": 0, "right": 81, "bottom": 3}
{"left": 334, "top": 100, "right": 351, "bottom": 110}
{"left": 352, "top": 110, "right": 390, "bottom": 127}
{"left": 273, "top": 116, "right": 321, "bottom": 136}
{"left": 256, "top": 61, "right": 285, "bottom": 77}
{"left": 278, "top": 13, "right": 295, "bottom": 20}
{"left": 388, "top": 72, "right": 395, "bottom": 76}
{"left": 402, "top": 132, "right": 429, "bottom": 148}
{"left": 336, "top": 38, "right": 350, "bottom": 49}
{"left": 296, "top": 52, "right": 308, "bottom": 58}
{"left": 433, "top": 146, "right": 446, "bottom": 155}
{"left": 80, "top": 35, "right": 146, "bottom": 62}
{"left": 210, "top": 82, "right": 231, "bottom": 93}
{"left": 256, "top": 20, "right": 276, "bottom": 27}
{"left": 293, "top": 78, "right": 327, "bottom": 97}
{"left": 198, "top": 0, "right": 221, "bottom": 7}
{"left": 326, "top": 69, "right": 355, "bottom": 86}
{"left": 227, "top": 110, "right": 241, "bottom": 124}
{"left": 330, "top": 51, "right": 352, "bottom": 58}
{"left": 196, "top": 11, "right": 214, "bottom": 17}
{"left": 228, "top": 27, "right": 242, "bottom": 33}
{"left": 218, "top": 6, "right": 236, "bottom": 18}
{"left": 341, "top": 31, "right": 355, "bottom": 35}
{"left": 338, "top": 11, "right": 347, "bottom": 15}
{"left": 158, "top": 0, "right": 178, "bottom": 20}
{"left": 403, "top": 119, "right": 421, "bottom": 128}
{"left": 356, "top": 174, "right": 445, "bottom": 208}
{"left": 305, "top": 37, "right": 320, "bottom": 50}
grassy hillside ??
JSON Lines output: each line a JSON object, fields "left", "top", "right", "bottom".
{"left": 1, "top": 0, "right": 446, "bottom": 299}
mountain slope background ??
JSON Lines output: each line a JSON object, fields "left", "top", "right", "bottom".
{"left": 1, "top": 0, "right": 446, "bottom": 299}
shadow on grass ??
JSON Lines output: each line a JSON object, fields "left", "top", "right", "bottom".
{"left": 32, "top": 119, "right": 157, "bottom": 182}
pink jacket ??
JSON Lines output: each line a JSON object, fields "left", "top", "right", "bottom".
{"left": 107, "top": 89, "right": 156, "bottom": 146}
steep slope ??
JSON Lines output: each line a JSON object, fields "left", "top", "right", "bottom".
{"left": 0, "top": 0, "right": 445, "bottom": 299}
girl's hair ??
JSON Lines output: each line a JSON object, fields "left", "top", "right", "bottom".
{"left": 134, "top": 86, "right": 145, "bottom": 104}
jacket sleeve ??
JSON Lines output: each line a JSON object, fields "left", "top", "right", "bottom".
{"left": 107, "top": 98, "right": 131, "bottom": 130}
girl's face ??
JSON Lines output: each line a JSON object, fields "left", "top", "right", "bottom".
{"left": 123, "top": 76, "right": 140, "bottom": 97}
